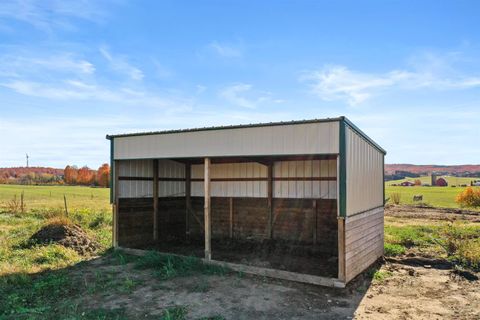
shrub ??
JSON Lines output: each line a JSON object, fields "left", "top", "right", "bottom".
{"left": 455, "top": 187, "right": 480, "bottom": 208}
{"left": 390, "top": 192, "right": 401, "bottom": 205}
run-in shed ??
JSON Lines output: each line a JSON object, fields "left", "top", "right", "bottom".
{"left": 106, "top": 116, "right": 386, "bottom": 287}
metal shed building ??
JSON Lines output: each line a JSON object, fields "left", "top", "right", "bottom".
{"left": 106, "top": 116, "right": 386, "bottom": 287}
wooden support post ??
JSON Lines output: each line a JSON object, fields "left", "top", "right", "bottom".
{"left": 113, "top": 160, "right": 119, "bottom": 247}
{"left": 153, "top": 159, "right": 159, "bottom": 241}
{"left": 229, "top": 197, "right": 234, "bottom": 238}
{"left": 313, "top": 199, "right": 317, "bottom": 245}
{"left": 338, "top": 218, "right": 346, "bottom": 282}
{"left": 185, "top": 163, "right": 191, "bottom": 240}
{"left": 204, "top": 158, "right": 211, "bottom": 260}
{"left": 267, "top": 162, "right": 273, "bottom": 239}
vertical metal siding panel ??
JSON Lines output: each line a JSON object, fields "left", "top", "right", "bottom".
{"left": 346, "top": 127, "right": 383, "bottom": 215}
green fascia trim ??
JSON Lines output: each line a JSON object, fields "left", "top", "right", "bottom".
{"left": 105, "top": 117, "right": 345, "bottom": 139}
{"left": 382, "top": 155, "right": 386, "bottom": 205}
{"left": 110, "top": 138, "right": 114, "bottom": 204}
{"left": 339, "top": 120, "right": 347, "bottom": 217}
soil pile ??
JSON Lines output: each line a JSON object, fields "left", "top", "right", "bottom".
{"left": 30, "top": 223, "right": 100, "bottom": 255}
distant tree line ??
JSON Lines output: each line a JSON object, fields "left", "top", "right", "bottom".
{"left": 64, "top": 164, "right": 110, "bottom": 187}
{"left": 0, "top": 164, "right": 110, "bottom": 187}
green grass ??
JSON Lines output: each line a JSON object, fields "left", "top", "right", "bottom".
{"left": 385, "top": 185, "right": 479, "bottom": 209}
{"left": 384, "top": 218, "right": 480, "bottom": 270}
{"left": 0, "top": 184, "right": 110, "bottom": 212}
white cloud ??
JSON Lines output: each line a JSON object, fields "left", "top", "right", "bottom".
{"left": 219, "top": 83, "right": 282, "bottom": 109}
{"left": 0, "top": 0, "right": 109, "bottom": 32}
{"left": 304, "top": 54, "right": 480, "bottom": 106}
{"left": 208, "top": 41, "right": 243, "bottom": 58}
{"left": 99, "top": 46, "right": 144, "bottom": 81}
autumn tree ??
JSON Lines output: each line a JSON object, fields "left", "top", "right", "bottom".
{"left": 77, "top": 166, "right": 95, "bottom": 185}
{"left": 96, "top": 163, "right": 110, "bottom": 187}
{"left": 456, "top": 187, "right": 480, "bottom": 208}
{"left": 414, "top": 179, "right": 422, "bottom": 186}
{"left": 64, "top": 165, "right": 78, "bottom": 184}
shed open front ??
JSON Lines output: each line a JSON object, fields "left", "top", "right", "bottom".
{"left": 108, "top": 117, "right": 386, "bottom": 287}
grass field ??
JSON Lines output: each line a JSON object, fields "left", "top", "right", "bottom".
{"left": 0, "top": 184, "right": 110, "bottom": 212}
{"left": 0, "top": 184, "right": 479, "bottom": 319}
{"left": 384, "top": 185, "right": 478, "bottom": 209}
{"left": 386, "top": 175, "right": 477, "bottom": 186}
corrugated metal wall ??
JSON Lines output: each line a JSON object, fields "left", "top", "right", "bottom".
{"left": 118, "top": 159, "right": 185, "bottom": 198}
{"left": 119, "top": 159, "right": 337, "bottom": 199}
{"left": 273, "top": 160, "right": 337, "bottom": 199}
{"left": 114, "top": 121, "right": 339, "bottom": 160}
{"left": 118, "top": 159, "right": 153, "bottom": 198}
{"left": 345, "top": 127, "right": 384, "bottom": 216}
{"left": 191, "top": 162, "right": 267, "bottom": 197}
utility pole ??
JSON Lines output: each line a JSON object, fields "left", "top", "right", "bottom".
{"left": 26, "top": 154, "right": 29, "bottom": 168}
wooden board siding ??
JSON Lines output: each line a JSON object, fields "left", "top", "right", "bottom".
{"left": 118, "top": 197, "right": 337, "bottom": 252}
{"left": 344, "top": 206, "right": 384, "bottom": 282}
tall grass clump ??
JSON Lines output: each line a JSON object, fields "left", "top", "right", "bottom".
{"left": 390, "top": 192, "right": 401, "bottom": 205}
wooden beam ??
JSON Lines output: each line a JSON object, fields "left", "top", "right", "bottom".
{"left": 185, "top": 163, "right": 191, "bottom": 240}
{"left": 204, "top": 157, "right": 211, "bottom": 260}
{"left": 338, "top": 218, "right": 346, "bottom": 282}
{"left": 313, "top": 199, "right": 317, "bottom": 245}
{"left": 267, "top": 162, "right": 273, "bottom": 239}
{"left": 113, "top": 160, "right": 119, "bottom": 247}
{"left": 153, "top": 159, "right": 159, "bottom": 241}
{"left": 229, "top": 197, "right": 234, "bottom": 238}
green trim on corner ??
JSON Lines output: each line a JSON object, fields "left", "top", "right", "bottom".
{"left": 382, "top": 155, "right": 386, "bottom": 205}
{"left": 110, "top": 138, "right": 114, "bottom": 204}
{"left": 339, "top": 119, "right": 347, "bottom": 217}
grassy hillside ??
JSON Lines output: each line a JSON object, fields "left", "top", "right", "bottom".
{"left": 386, "top": 175, "right": 476, "bottom": 186}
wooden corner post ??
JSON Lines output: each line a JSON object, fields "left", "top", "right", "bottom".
{"left": 113, "top": 160, "right": 119, "bottom": 247}
{"left": 267, "top": 162, "right": 273, "bottom": 239}
{"left": 185, "top": 163, "right": 191, "bottom": 240}
{"left": 204, "top": 157, "right": 212, "bottom": 260}
{"left": 153, "top": 159, "right": 159, "bottom": 241}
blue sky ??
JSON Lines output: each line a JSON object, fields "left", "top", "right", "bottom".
{"left": 1, "top": 0, "right": 479, "bottom": 168}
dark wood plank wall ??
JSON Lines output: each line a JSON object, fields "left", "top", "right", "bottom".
{"left": 118, "top": 197, "right": 337, "bottom": 253}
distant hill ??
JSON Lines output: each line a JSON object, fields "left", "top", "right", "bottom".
{"left": 385, "top": 164, "right": 480, "bottom": 175}
{"left": 0, "top": 167, "right": 64, "bottom": 177}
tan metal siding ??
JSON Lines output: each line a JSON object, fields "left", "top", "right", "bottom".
{"left": 113, "top": 121, "right": 339, "bottom": 159}
{"left": 118, "top": 159, "right": 153, "bottom": 198}
{"left": 345, "top": 127, "right": 384, "bottom": 216}
{"left": 273, "top": 160, "right": 337, "bottom": 199}
{"left": 118, "top": 159, "right": 185, "bottom": 198}
{"left": 191, "top": 162, "right": 267, "bottom": 197}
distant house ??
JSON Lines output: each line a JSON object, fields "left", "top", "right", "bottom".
{"left": 400, "top": 181, "right": 415, "bottom": 186}
{"left": 435, "top": 178, "right": 448, "bottom": 187}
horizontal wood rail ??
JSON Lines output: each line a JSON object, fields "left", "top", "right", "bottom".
{"left": 119, "top": 176, "right": 337, "bottom": 182}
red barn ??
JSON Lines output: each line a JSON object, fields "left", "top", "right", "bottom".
{"left": 435, "top": 178, "right": 448, "bottom": 187}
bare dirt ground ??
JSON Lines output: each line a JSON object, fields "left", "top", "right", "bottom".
{"left": 74, "top": 205, "right": 479, "bottom": 319}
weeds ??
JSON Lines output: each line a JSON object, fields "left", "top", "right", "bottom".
{"left": 390, "top": 192, "right": 401, "bottom": 205}
{"left": 372, "top": 270, "right": 392, "bottom": 282}
{"left": 384, "top": 243, "right": 406, "bottom": 256}
{"left": 161, "top": 306, "right": 188, "bottom": 320}
{"left": 135, "top": 251, "right": 229, "bottom": 280}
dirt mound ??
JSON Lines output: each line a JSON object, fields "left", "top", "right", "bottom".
{"left": 30, "top": 223, "right": 100, "bottom": 255}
